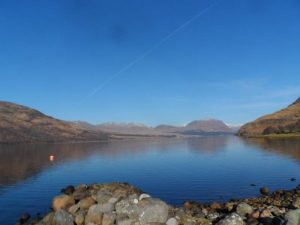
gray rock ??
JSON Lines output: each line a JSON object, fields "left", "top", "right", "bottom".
{"left": 166, "top": 217, "right": 178, "bottom": 225}
{"left": 68, "top": 203, "right": 80, "bottom": 215}
{"left": 102, "top": 212, "right": 116, "bottom": 225}
{"left": 117, "top": 218, "right": 137, "bottom": 225}
{"left": 216, "top": 213, "right": 245, "bottom": 225}
{"left": 236, "top": 203, "right": 253, "bottom": 217}
{"left": 54, "top": 209, "right": 74, "bottom": 225}
{"left": 96, "top": 190, "right": 113, "bottom": 204}
{"left": 75, "top": 213, "right": 85, "bottom": 225}
{"left": 293, "top": 198, "right": 300, "bottom": 209}
{"left": 207, "top": 212, "right": 220, "bottom": 221}
{"left": 36, "top": 212, "right": 54, "bottom": 225}
{"left": 285, "top": 209, "right": 300, "bottom": 225}
{"left": 138, "top": 198, "right": 169, "bottom": 224}
{"left": 109, "top": 197, "right": 120, "bottom": 204}
{"left": 85, "top": 204, "right": 104, "bottom": 225}
{"left": 115, "top": 199, "right": 140, "bottom": 219}
{"left": 98, "top": 203, "right": 115, "bottom": 213}
{"left": 139, "top": 194, "right": 151, "bottom": 201}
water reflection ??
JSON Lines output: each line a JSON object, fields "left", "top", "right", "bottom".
{"left": 244, "top": 137, "right": 300, "bottom": 163}
{"left": 1, "top": 136, "right": 300, "bottom": 189}
{"left": 0, "top": 137, "right": 229, "bottom": 188}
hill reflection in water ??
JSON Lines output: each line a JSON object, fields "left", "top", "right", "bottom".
{"left": 244, "top": 137, "right": 300, "bottom": 163}
{"left": 0, "top": 137, "right": 228, "bottom": 187}
{"left": 1, "top": 136, "right": 300, "bottom": 189}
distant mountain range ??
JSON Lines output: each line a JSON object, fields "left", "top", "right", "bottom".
{"left": 238, "top": 97, "right": 300, "bottom": 137}
{"left": 0, "top": 101, "right": 237, "bottom": 143}
{"left": 74, "top": 119, "right": 237, "bottom": 136}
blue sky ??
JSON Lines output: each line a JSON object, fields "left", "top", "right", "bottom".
{"left": 0, "top": 0, "right": 300, "bottom": 126}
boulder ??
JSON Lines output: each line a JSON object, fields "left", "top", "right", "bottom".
{"left": 54, "top": 209, "right": 74, "bottom": 225}
{"left": 115, "top": 199, "right": 140, "bottom": 219}
{"left": 166, "top": 218, "right": 178, "bottom": 225}
{"left": 216, "top": 213, "right": 245, "bottom": 225}
{"left": 138, "top": 198, "right": 169, "bottom": 224}
{"left": 52, "top": 195, "right": 75, "bottom": 211}
{"left": 85, "top": 204, "right": 104, "bottom": 225}
{"left": 293, "top": 198, "right": 300, "bottom": 209}
{"left": 285, "top": 209, "right": 300, "bottom": 225}
{"left": 80, "top": 197, "right": 96, "bottom": 210}
{"left": 102, "top": 213, "right": 116, "bottom": 225}
{"left": 236, "top": 203, "right": 253, "bottom": 217}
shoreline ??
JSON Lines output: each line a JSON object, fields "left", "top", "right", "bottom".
{"left": 16, "top": 182, "right": 300, "bottom": 225}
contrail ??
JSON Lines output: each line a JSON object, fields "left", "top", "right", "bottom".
{"left": 85, "top": 0, "right": 219, "bottom": 99}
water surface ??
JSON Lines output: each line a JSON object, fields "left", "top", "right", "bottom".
{"left": 1, "top": 136, "right": 300, "bottom": 224}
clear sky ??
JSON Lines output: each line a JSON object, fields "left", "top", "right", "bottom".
{"left": 0, "top": 0, "right": 300, "bottom": 126}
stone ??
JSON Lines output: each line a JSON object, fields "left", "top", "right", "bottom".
{"left": 97, "top": 203, "right": 115, "bottom": 213}
{"left": 225, "top": 202, "right": 235, "bottom": 212}
{"left": 285, "top": 209, "right": 300, "bottom": 225}
{"left": 76, "top": 184, "right": 88, "bottom": 191}
{"left": 236, "top": 203, "right": 253, "bottom": 217}
{"left": 251, "top": 210, "right": 260, "bottom": 219}
{"left": 85, "top": 204, "right": 104, "bottom": 225}
{"left": 102, "top": 213, "right": 116, "bottom": 225}
{"left": 37, "top": 212, "right": 54, "bottom": 225}
{"left": 272, "top": 217, "right": 286, "bottom": 225}
{"left": 80, "top": 197, "right": 96, "bottom": 209}
{"left": 68, "top": 203, "right": 80, "bottom": 215}
{"left": 109, "top": 197, "right": 120, "bottom": 204}
{"left": 75, "top": 214, "right": 85, "bottom": 225}
{"left": 210, "top": 202, "right": 221, "bottom": 210}
{"left": 216, "top": 213, "right": 245, "bottom": 225}
{"left": 166, "top": 218, "right": 178, "bottom": 225}
{"left": 207, "top": 212, "right": 220, "bottom": 221}
{"left": 61, "top": 185, "right": 75, "bottom": 195}
{"left": 138, "top": 198, "right": 169, "bottom": 224}
{"left": 54, "top": 209, "right": 74, "bottom": 225}
{"left": 260, "top": 187, "right": 270, "bottom": 196}
{"left": 183, "top": 201, "right": 192, "bottom": 209}
{"left": 115, "top": 199, "right": 140, "bottom": 218}
{"left": 260, "top": 209, "right": 273, "bottom": 218}
{"left": 96, "top": 190, "right": 113, "bottom": 204}
{"left": 19, "top": 213, "right": 31, "bottom": 224}
{"left": 52, "top": 195, "right": 75, "bottom": 211}
{"left": 139, "top": 194, "right": 151, "bottom": 201}
{"left": 293, "top": 198, "right": 300, "bottom": 209}
{"left": 259, "top": 217, "right": 273, "bottom": 225}
{"left": 247, "top": 218, "right": 259, "bottom": 225}
{"left": 73, "top": 190, "right": 91, "bottom": 201}
{"left": 117, "top": 218, "right": 137, "bottom": 225}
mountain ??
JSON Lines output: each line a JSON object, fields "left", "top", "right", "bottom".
{"left": 185, "top": 119, "right": 231, "bottom": 132}
{"left": 96, "top": 122, "right": 156, "bottom": 136}
{"left": 238, "top": 97, "right": 300, "bottom": 137}
{"left": 93, "top": 119, "right": 235, "bottom": 136}
{"left": 0, "top": 101, "right": 108, "bottom": 143}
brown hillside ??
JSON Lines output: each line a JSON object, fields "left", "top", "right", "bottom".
{"left": 238, "top": 98, "right": 300, "bottom": 137}
{"left": 0, "top": 101, "right": 108, "bottom": 143}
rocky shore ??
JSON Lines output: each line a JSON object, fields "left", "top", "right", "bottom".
{"left": 16, "top": 183, "right": 300, "bottom": 225}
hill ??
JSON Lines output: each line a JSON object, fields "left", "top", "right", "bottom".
{"left": 238, "top": 97, "right": 300, "bottom": 137}
{"left": 0, "top": 101, "right": 108, "bottom": 143}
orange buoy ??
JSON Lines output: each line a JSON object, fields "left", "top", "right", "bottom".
{"left": 49, "top": 155, "right": 55, "bottom": 161}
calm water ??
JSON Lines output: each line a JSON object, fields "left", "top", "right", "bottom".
{"left": 1, "top": 136, "right": 300, "bottom": 224}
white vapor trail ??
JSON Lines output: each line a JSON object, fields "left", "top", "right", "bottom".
{"left": 85, "top": 0, "right": 219, "bottom": 99}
